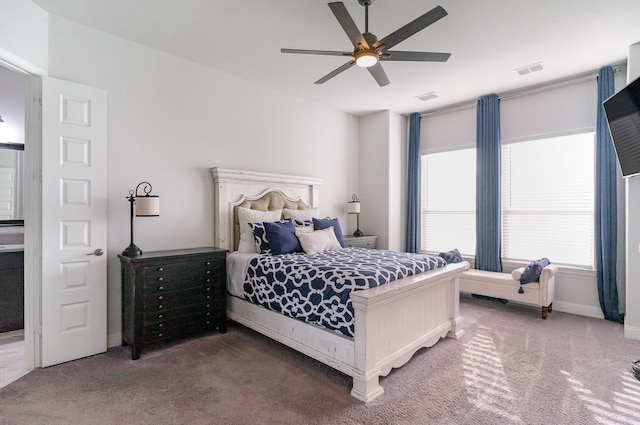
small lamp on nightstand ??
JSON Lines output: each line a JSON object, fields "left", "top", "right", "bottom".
{"left": 121, "top": 181, "right": 160, "bottom": 257}
{"left": 347, "top": 193, "right": 363, "bottom": 237}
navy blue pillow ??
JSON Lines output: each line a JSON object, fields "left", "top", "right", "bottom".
{"left": 439, "top": 249, "right": 462, "bottom": 264}
{"left": 520, "top": 258, "right": 551, "bottom": 284}
{"left": 294, "top": 219, "right": 313, "bottom": 228}
{"left": 264, "top": 220, "right": 302, "bottom": 255}
{"left": 248, "top": 222, "right": 270, "bottom": 254}
{"left": 312, "top": 217, "right": 346, "bottom": 248}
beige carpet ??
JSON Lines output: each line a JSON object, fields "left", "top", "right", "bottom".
{"left": 1, "top": 294, "right": 639, "bottom": 425}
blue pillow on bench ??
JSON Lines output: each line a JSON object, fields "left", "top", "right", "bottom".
{"left": 439, "top": 248, "right": 462, "bottom": 264}
{"left": 519, "top": 258, "right": 551, "bottom": 284}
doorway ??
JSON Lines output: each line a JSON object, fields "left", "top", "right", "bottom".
{"left": 0, "top": 63, "right": 28, "bottom": 388}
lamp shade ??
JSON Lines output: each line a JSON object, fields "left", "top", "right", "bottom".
{"left": 135, "top": 195, "right": 159, "bottom": 216}
{"left": 347, "top": 201, "right": 361, "bottom": 214}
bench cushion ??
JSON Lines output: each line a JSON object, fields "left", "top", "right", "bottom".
{"left": 462, "top": 269, "right": 540, "bottom": 290}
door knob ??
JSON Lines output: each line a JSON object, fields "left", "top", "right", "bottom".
{"left": 87, "top": 248, "right": 104, "bottom": 256}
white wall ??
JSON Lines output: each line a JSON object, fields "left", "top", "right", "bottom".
{"left": 625, "top": 41, "right": 640, "bottom": 340}
{"left": 0, "top": 65, "right": 26, "bottom": 144}
{"left": 359, "top": 111, "right": 389, "bottom": 247}
{"left": 358, "top": 110, "right": 405, "bottom": 251}
{"left": 0, "top": 0, "right": 48, "bottom": 73}
{"left": 45, "top": 15, "right": 359, "bottom": 346}
{"left": 388, "top": 112, "right": 404, "bottom": 251}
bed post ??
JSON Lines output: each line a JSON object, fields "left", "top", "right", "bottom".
{"left": 447, "top": 275, "right": 465, "bottom": 339}
{"left": 350, "top": 297, "right": 384, "bottom": 403}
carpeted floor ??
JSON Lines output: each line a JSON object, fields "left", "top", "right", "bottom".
{"left": 1, "top": 294, "right": 639, "bottom": 425}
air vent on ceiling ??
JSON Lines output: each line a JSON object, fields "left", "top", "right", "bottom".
{"left": 514, "top": 62, "right": 544, "bottom": 76}
{"left": 416, "top": 92, "right": 438, "bottom": 101}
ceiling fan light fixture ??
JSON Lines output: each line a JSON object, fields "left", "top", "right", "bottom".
{"left": 355, "top": 51, "right": 378, "bottom": 68}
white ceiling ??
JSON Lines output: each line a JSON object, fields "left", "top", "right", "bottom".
{"left": 31, "top": 0, "right": 640, "bottom": 116}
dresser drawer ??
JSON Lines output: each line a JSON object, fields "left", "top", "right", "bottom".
{"left": 142, "top": 300, "right": 224, "bottom": 325}
{"left": 343, "top": 235, "right": 377, "bottom": 249}
{"left": 143, "top": 317, "right": 218, "bottom": 344}
{"left": 142, "top": 287, "right": 220, "bottom": 311}
{"left": 143, "top": 261, "right": 222, "bottom": 288}
{"left": 143, "top": 275, "right": 221, "bottom": 295}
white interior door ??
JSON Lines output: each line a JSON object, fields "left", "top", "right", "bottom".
{"left": 41, "top": 77, "right": 107, "bottom": 367}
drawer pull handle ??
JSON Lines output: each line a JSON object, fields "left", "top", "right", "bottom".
{"left": 158, "top": 314, "right": 163, "bottom": 319}
{"left": 158, "top": 333, "right": 163, "bottom": 337}
{"left": 158, "top": 295, "right": 163, "bottom": 300}
{"left": 206, "top": 321, "right": 210, "bottom": 325}
{"left": 206, "top": 287, "right": 211, "bottom": 291}
{"left": 206, "top": 304, "right": 211, "bottom": 308}
{"left": 206, "top": 270, "right": 211, "bottom": 275}
{"left": 158, "top": 277, "right": 164, "bottom": 282}
{"left": 206, "top": 312, "right": 211, "bottom": 316}
{"left": 158, "top": 267, "right": 164, "bottom": 272}
{"left": 206, "top": 278, "right": 211, "bottom": 283}
{"left": 158, "top": 323, "right": 163, "bottom": 328}
{"left": 158, "top": 304, "right": 163, "bottom": 310}
{"left": 158, "top": 286, "right": 164, "bottom": 291}
{"left": 206, "top": 261, "right": 211, "bottom": 266}
{"left": 206, "top": 295, "right": 211, "bottom": 299}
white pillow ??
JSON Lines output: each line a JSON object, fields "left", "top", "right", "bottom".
{"left": 283, "top": 207, "right": 319, "bottom": 221}
{"left": 237, "top": 207, "right": 282, "bottom": 252}
{"left": 296, "top": 226, "right": 342, "bottom": 255}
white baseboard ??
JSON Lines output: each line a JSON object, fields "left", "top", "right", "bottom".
{"left": 107, "top": 332, "right": 122, "bottom": 349}
{"left": 624, "top": 325, "right": 640, "bottom": 340}
{"left": 553, "top": 301, "right": 604, "bottom": 319}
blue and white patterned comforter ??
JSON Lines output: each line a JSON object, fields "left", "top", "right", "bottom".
{"left": 243, "top": 248, "right": 446, "bottom": 337}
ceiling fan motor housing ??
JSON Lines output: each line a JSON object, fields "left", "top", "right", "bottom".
{"left": 362, "top": 32, "right": 378, "bottom": 48}
{"left": 357, "top": 0, "right": 375, "bottom": 6}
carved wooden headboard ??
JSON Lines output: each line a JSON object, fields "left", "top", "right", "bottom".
{"left": 210, "top": 168, "right": 322, "bottom": 251}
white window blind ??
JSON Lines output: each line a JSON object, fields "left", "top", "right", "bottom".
{"left": 501, "top": 133, "right": 595, "bottom": 267}
{"left": 421, "top": 149, "right": 476, "bottom": 255}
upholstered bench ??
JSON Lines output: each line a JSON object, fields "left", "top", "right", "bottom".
{"left": 460, "top": 264, "right": 558, "bottom": 319}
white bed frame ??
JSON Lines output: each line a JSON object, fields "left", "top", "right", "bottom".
{"left": 211, "top": 167, "right": 469, "bottom": 402}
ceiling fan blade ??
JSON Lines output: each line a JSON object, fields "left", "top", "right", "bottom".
{"left": 281, "top": 48, "right": 353, "bottom": 57}
{"left": 328, "top": 2, "right": 369, "bottom": 49}
{"left": 381, "top": 51, "right": 451, "bottom": 62}
{"left": 374, "top": 5, "right": 447, "bottom": 51}
{"left": 368, "top": 62, "right": 390, "bottom": 87}
{"left": 315, "top": 60, "right": 356, "bottom": 84}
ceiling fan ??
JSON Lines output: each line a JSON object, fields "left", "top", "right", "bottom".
{"left": 281, "top": 0, "right": 451, "bottom": 87}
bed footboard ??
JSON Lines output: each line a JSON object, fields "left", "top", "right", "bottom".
{"left": 226, "top": 261, "right": 468, "bottom": 403}
{"left": 350, "top": 261, "right": 469, "bottom": 402}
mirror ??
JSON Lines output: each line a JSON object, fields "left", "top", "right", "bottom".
{"left": 0, "top": 143, "right": 24, "bottom": 226}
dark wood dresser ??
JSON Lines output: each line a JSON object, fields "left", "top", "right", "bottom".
{"left": 119, "top": 247, "right": 228, "bottom": 360}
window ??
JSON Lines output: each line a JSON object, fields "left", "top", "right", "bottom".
{"left": 421, "top": 148, "right": 476, "bottom": 255}
{"left": 420, "top": 132, "right": 594, "bottom": 268}
{"left": 502, "top": 133, "right": 594, "bottom": 267}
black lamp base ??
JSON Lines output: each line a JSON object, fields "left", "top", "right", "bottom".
{"left": 121, "top": 243, "right": 143, "bottom": 257}
{"left": 353, "top": 229, "right": 363, "bottom": 237}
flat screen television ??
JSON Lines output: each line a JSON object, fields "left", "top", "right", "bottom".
{"left": 603, "top": 74, "right": 640, "bottom": 177}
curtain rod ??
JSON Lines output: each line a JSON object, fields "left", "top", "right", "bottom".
{"left": 419, "top": 62, "right": 626, "bottom": 119}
